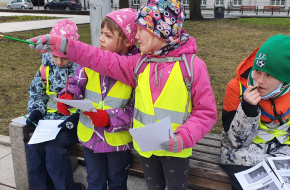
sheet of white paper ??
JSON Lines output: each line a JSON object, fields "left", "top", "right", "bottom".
{"left": 55, "top": 98, "right": 97, "bottom": 112}
{"left": 234, "top": 160, "right": 285, "bottom": 190}
{"left": 11, "top": 114, "right": 29, "bottom": 125}
{"left": 268, "top": 156, "right": 290, "bottom": 190}
{"left": 28, "top": 120, "right": 64, "bottom": 145}
{"left": 129, "top": 117, "right": 174, "bottom": 152}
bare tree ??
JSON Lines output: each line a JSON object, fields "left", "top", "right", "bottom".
{"left": 119, "top": 0, "right": 129, "bottom": 9}
{"left": 189, "top": 0, "right": 204, "bottom": 20}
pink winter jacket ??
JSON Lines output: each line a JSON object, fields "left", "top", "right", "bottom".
{"left": 65, "top": 35, "right": 217, "bottom": 149}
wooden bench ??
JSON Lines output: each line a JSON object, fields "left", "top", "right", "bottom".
{"left": 263, "top": 6, "right": 281, "bottom": 15}
{"left": 9, "top": 121, "right": 231, "bottom": 190}
{"left": 70, "top": 133, "right": 231, "bottom": 190}
{"left": 240, "top": 5, "right": 258, "bottom": 14}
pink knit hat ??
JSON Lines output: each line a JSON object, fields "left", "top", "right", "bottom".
{"left": 106, "top": 8, "right": 138, "bottom": 46}
{"left": 50, "top": 19, "right": 80, "bottom": 57}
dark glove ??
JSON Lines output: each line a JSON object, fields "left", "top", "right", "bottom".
{"left": 57, "top": 93, "right": 73, "bottom": 116}
{"left": 26, "top": 110, "right": 43, "bottom": 128}
{"left": 58, "top": 113, "right": 80, "bottom": 133}
{"left": 161, "top": 134, "right": 184, "bottom": 153}
{"left": 83, "top": 110, "right": 110, "bottom": 127}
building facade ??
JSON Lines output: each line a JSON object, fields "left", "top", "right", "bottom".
{"left": 0, "top": 0, "right": 288, "bottom": 10}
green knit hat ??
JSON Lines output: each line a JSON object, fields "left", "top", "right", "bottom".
{"left": 253, "top": 34, "right": 290, "bottom": 84}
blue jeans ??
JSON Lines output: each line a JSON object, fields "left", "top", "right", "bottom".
{"left": 83, "top": 146, "right": 131, "bottom": 190}
{"left": 26, "top": 130, "right": 81, "bottom": 190}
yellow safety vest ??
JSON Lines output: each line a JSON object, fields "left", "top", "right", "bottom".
{"left": 77, "top": 68, "right": 133, "bottom": 146}
{"left": 239, "top": 82, "right": 290, "bottom": 144}
{"left": 133, "top": 61, "right": 193, "bottom": 158}
{"left": 40, "top": 65, "right": 77, "bottom": 114}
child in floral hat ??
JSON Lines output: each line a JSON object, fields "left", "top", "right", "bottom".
{"left": 220, "top": 34, "right": 290, "bottom": 190}
{"left": 25, "top": 19, "right": 85, "bottom": 190}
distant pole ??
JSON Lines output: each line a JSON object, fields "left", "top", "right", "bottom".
{"left": 84, "top": 0, "right": 87, "bottom": 10}
{"left": 89, "top": 0, "right": 111, "bottom": 47}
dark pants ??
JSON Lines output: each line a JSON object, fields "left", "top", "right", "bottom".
{"left": 224, "top": 165, "right": 252, "bottom": 190}
{"left": 26, "top": 131, "right": 81, "bottom": 190}
{"left": 82, "top": 146, "right": 131, "bottom": 190}
{"left": 140, "top": 155, "right": 189, "bottom": 190}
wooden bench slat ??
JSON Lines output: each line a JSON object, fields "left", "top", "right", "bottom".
{"left": 204, "top": 133, "right": 222, "bottom": 141}
{"left": 197, "top": 138, "right": 221, "bottom": 148}
{"left": 191, "top": 151, "right": 220, "bottom": 165}
{"left": 188, "top": 175, "right": 231, "bottom": 190}
{"left": 192, "top": 144, "right": 221, "bottom": 156}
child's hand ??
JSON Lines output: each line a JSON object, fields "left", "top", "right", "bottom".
{"left": 83, "top": 110, "right": 110, "bottom": 127}
{"left": 57, "top": 93, "right": 73, "bottom": 116}
{"left": 243, "top": 84, "right": 261, "bottom": 105}
{"left": 58, "top": 113, "right": 79, "bottom": 132}
{"left": 27, "top": 34, "right": 67, "bottom": 54}
{"left": 26, "top": 110, "right": 43, "bottom": 128}
{"left": 161, "top": 134, "right": 184, "bottom": 153}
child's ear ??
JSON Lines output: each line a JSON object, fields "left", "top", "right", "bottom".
{"left": 124, "top": 39, "right": 131, "bottom": 48}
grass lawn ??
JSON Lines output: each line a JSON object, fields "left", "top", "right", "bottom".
{"left": 1, "top": 18, "right": 290, "bottom": 136}
{"left": 0, "top": 15, "right": 61, "bottom": 22}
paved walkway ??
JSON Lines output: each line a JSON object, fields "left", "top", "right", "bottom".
{"left": 0, "top": 134, "right": 148, "bottom": 190}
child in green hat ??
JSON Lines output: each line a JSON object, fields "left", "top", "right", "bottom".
{"left": 220, "top": 34, "right": 290, "bottom": 190}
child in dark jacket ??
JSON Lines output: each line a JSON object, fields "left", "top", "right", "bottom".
{"left": 220, "top": 34, "right": 290, "bottom": 190}
{"left": 25, "top": 19, "right": 85, "bottom": 190}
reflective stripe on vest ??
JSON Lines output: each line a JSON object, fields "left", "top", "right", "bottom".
{"left": 239, "top": 81, "right": 290, "bottom": 144}
{"left": 78, "top": 68, "right": 133, "bottom": 146}
{"left": 133, "top": 61, "right": 193, "bottom": 158}
{"left": 40, "top": 65, "right": 77, "bottom": 114}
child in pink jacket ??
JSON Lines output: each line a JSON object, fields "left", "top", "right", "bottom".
{"left": 28, "top": 1, "right": 217, "bottom": 189}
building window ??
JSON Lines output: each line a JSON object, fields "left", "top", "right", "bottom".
{"left": 133, "top": 0, "right": 140, "bottom": 5}
{"left": 182, "top": 0, "right": 189, "bottom": 5}
{"left": 201, "top": 0, "right": 207, "bottom": 6}
{"left": 270, "top": 0, "right": 285, "bottom": 5}
{"left": 216, "top": 0, "right": 224, "bottom": 5}
{"left": 233, "top": 0, "right": 242, "bottom": 5}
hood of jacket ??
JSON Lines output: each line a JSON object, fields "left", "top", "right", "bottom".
{"left": 236, "top": 47, "right": 260, "bottom": 88}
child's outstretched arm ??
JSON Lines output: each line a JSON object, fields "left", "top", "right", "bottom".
{"left": 27, "top": 35, "right": 140, "bottom": 87}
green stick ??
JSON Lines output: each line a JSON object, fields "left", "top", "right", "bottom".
{"left": 0, "top": 34, "right": 37, "bottom": 45}
{"left": 22, "top": 114, "right": 37, "bottom": 126}
{"left": 239, "top": 86, "right": 258, "bottom": 98}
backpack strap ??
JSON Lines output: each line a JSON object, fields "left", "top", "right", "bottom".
{"left": 40, "top": 65, "right": 47, "bottom": 84}
{"left": 181, "top": 54, "right": 195, "bottom": 122}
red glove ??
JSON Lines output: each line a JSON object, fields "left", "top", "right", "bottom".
{"left": 57, "top": 93, "right": 73, "bottom": 116}
{"left": 83, "top": 110, "right": 110, "bottom": 127}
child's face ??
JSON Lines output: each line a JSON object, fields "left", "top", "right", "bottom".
{"left": 51, "top": 54, "right": 71, "bottom": 67}
{"left": 253, "top": 69, "right": 282, "bottom": 96}
{"left": 99, "top": 24, "right": 130, "bottom": 54}
{"left": 135, "top": 26, "right": 168, "bottom": 53}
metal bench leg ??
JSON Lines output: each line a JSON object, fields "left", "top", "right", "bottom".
{"left": 272, "top": 7, "right": 274, "bottom": 15}
{"left": 9, "top": 123, "right": 30, "bottom": 190}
